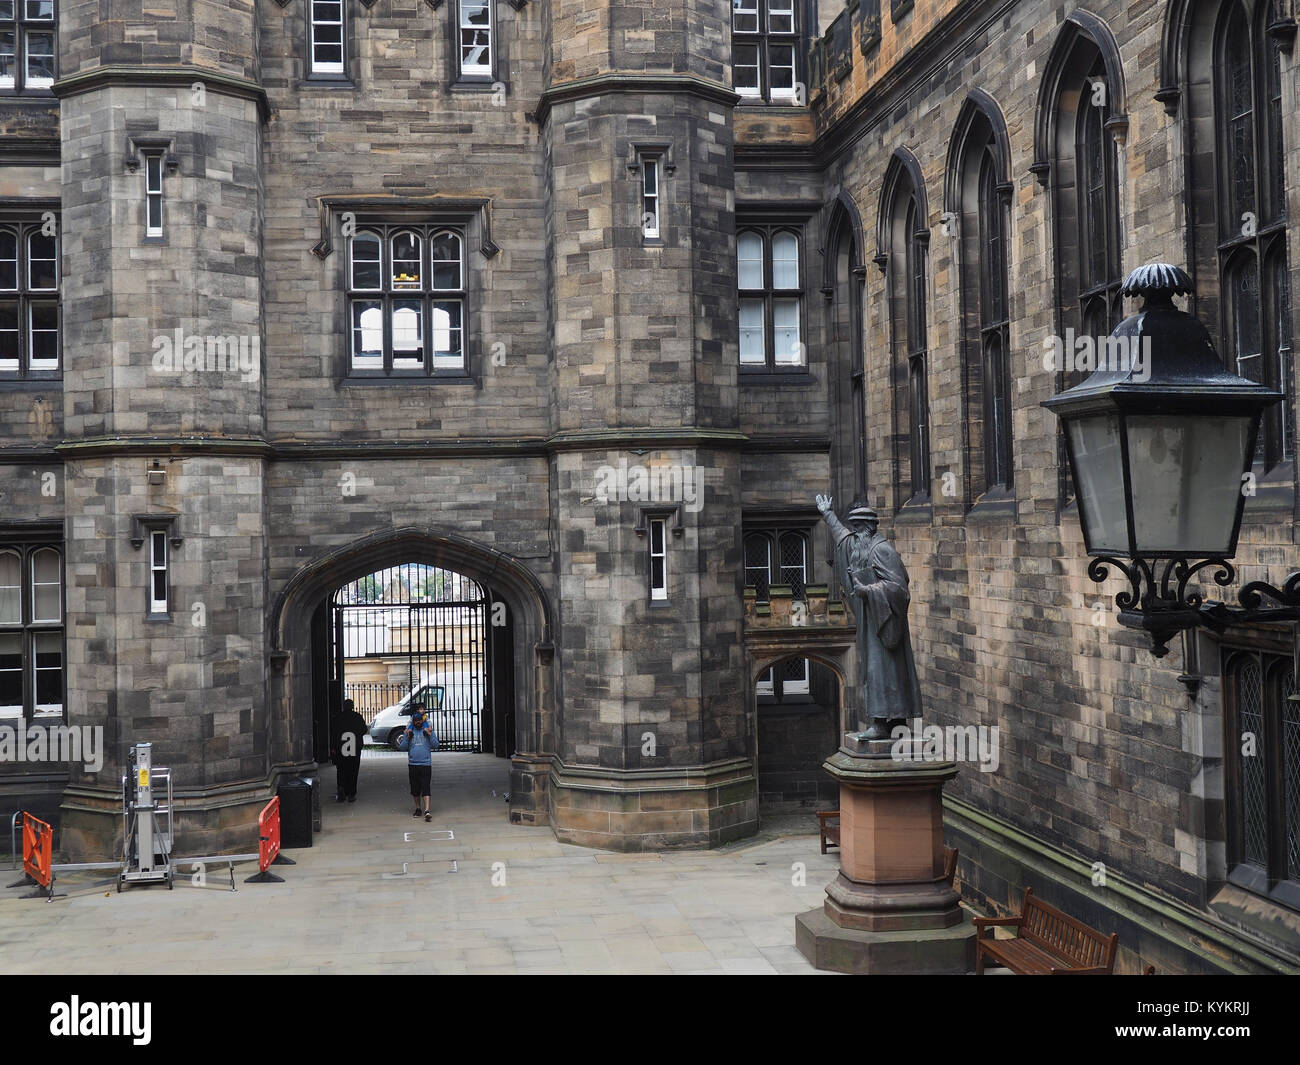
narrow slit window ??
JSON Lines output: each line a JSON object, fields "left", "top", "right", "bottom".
{"left": 310, "top": 0, "right": 345, "bottom": 76}
{"left": 648, "top": 518, "right": 668, "bottom": 601}
{"left": 149, "top": 530, "right": 168, "bottom": 615}
{"left": 641, "top": 156, "right": 660, "bottom": 240}
{"left": 145, "top": 152, "right": 164, "bottom": 238}
{"left": 460, "top": 0, "right": 493, "bottom": 78}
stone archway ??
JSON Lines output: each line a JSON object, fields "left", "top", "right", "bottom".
{"left": 267, "top": 526, "right": 556, "bottom": 829}
{"left": 746, "top": 630, "right": 856, "bottom": 815}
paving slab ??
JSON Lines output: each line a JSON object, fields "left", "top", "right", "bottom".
{"left": 0, "top": 752, "right": 839, "bottom": 975}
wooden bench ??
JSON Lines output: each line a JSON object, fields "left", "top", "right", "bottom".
{"left": 816, "top": 810, "right": 840, "bottom": 853}
{"left": 974, "top": 887, "right": 1118, "bottom": 974}
{"left": 815, "top": 812, "right": 957, "bottom": 885}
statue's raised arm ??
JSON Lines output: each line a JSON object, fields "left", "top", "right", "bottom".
{"left": 817, "top": 494, "right": 851, "bottom": 545}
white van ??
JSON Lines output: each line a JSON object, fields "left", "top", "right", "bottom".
{"left": 366, "top": 673, "right": 479, "bottom": 749}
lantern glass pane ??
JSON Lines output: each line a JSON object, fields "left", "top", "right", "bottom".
{"left": 1126, "top": 414, "right": 1254, "bottom": 555}
{"left": 1068, "top": 413, "right": 1130, "bottom": 553}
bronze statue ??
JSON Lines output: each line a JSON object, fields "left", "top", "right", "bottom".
{"left": 817, "top": 495, "right": 924, "bottom": 740}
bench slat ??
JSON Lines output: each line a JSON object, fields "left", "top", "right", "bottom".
{"left": 977, "top": 887, "right": 1118, "bottom": 975}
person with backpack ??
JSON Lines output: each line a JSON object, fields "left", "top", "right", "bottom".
{"left": 398, "top": 702, "right": 438, "bottom": 821}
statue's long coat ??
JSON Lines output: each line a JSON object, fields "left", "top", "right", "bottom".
{"left": 826, "top": 514, "right": 924, "bottom": 725}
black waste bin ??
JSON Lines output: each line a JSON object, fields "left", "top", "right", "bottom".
{"left": 277, "top": 776, "right": 313, "bottom": 849}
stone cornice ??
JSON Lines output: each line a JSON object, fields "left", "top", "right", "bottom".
{"left": 0, "top": 137, "right": 60, "bottom": 165}
{"left": 41, "top": 430, "right": 754, "bottom": 463}
{"left": 52, "top": 66, "right": 270, "bottom": 122}
{"left": 534, "top": 73, "right": 740, "bottom": 127}
{"left": 734, "top": 142, "right": 819, "bottom": 171}
{"left": 545, "top": 427, "right": 748, "bottom": 452}
{"left": 741, "top": 434, "right": 831, "bottom": 453}
{"left": 54, "top": 436, "right": 274, "bottom": 460}
{"left": 273, "top": 438, "right": 550, "bottom": 460}
{"left": 0, "top": 446, "right": 61, "bottom": 465}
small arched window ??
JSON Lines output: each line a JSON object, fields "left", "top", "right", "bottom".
{"left": 27, "top": 230, "right": 56, "bottom": 290}
{"left": 431, "top": 231, "right": 463, "bottom": 291}
{"left": 0, "top": 230, "right": 17, "bottom": 291}
{"left": 390, "top": 231, "right": 422, "bottom": 290}
{"left": 0, "top": 549, "right": 19, "bottom": 625}
{"left": 30, "top": 547, "right": 61, "bottom": 623}
{"left": 350, "top": 231, "right": 382, "bottom": 291}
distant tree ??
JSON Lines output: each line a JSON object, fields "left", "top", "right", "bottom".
{"left": 419, "top": 570, "right": 448, "bottom": 601}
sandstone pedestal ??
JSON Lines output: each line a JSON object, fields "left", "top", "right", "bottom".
{"left": 795, "top": 735, "right": 976, "bottom": 974}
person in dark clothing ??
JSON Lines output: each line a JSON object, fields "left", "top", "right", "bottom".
{"left": 332, "top": 698, "right": 368, "bottom": 802}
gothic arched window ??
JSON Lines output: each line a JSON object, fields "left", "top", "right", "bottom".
{"left": 1214, "top": 2, "right": 1293, "bottom": 471}
{"left": 881, "top": 154, "right": 932, "bottom": 510}
{"left": 1036, "top": 17, "right": 1127, "bottom": 503}
{"left": 950, "top": 94, "right": 1014, "bottom": 502}
{"left": 1075, "top": 56, "right": 1124, "bottom": 345}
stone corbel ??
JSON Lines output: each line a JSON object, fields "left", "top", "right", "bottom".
{"left": 125, "top": 136, "right": 178, "bottom": 176}
{"left": 130, "top": 514, "right": 182, "bottom": 550}
{"left": 312, "top": 195, "right": 499, "bottom": 260}
{"left": 1104, "top": 114, "right": 1129, "bottom": 149}
{"left": 1269, "top": 0, "right": 1298, "bottom": 51}
{"left": 634, "top": 504, "right": 686, "bottom": 538}
{"left": 626, "top": 141, "right": 677, "bottom": 178}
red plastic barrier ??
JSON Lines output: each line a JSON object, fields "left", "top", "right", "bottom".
{"left": 257, "top": 796, "right": 281, "bottom": 874}
{"left": 22, "top": 813, "right": 52, "bottom": 888}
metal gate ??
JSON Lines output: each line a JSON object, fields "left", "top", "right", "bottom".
{"left": 332, "top": 564, "right": 488, "bottom": 753}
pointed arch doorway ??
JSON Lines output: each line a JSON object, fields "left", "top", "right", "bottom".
{"left": 270, "top": 527, "right": 554, "bottom": 825}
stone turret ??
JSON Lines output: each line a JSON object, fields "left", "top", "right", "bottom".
{"left": 537, "top": 1, "right": 754, "bottom": 847}
{"left": 55, "top": 0, "right": 273, "bottom": 857}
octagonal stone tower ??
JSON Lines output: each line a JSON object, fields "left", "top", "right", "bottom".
{"left": 534, "top": 0, "right": 755, "bottom": 847}
{"left": 55, "top": 0, "right": 274, "bottom": 858}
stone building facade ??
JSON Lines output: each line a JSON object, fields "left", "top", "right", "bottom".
{"left": 0, "top": 0, "right": 1297, "bottom": 973}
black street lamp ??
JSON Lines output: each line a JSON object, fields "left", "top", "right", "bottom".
{"left": 1043, "top": 263, "right": 1300, "bottom": 657}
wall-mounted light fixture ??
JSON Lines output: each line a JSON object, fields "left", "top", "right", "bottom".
{"left": 1043, "top": 263, "right": 1300, "bottom": 659}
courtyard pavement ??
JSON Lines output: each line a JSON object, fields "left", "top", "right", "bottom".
{"left": 0, "top": 752, "right": 841, "bottom": 974}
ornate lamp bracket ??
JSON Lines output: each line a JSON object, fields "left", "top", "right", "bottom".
{"left": 1088, "top": 557, "right": 1300, "bottom": 658}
